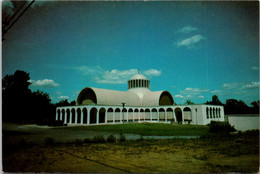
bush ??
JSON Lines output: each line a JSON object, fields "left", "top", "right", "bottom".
{"left": 45, "top": 137, "right": 55, "bottom": 145}
{"left": 75, "top": 139, "right": 83, "bottom": 146}
{"left": 119, "top": 134, "right": 126, "bottom": 142}
{"left": 107, "top": 134, "right": 117, "bottom": 142}
{"left": 83, "top": 138, "right": 92, "bottom": 143}
{"left": 207, "top": 121, "right": 236, "bottom": 134}
{"left": 92, "top": 135, "right": 106, "bottom": 143}
{"left": 48, "top": 120, "right": 64, "bottom": 127}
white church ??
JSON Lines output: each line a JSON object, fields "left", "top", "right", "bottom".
{"left": 56, "top": 74, "right": 224, "bottom": 125}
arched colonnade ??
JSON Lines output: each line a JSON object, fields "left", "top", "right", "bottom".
{"left": 56, "top": 106, "right": 193, "bottom": 125}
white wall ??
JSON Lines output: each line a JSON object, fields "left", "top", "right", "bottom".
{"left": 228, "top": 115, "right": 259, "bottom": 131}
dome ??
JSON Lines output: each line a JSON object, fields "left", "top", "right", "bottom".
{"left": 130, "top": 74, "right": 148, "bottom": 80}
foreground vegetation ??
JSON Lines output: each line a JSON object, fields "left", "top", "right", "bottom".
{"left": 3, "top": 130, "right": 259, "bottom": 173}
{"left": 59, "top": 123, "right": 209, "bottom": 136}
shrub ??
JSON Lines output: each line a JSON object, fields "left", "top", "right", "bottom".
{"left": 92, "top": 135, "right": 106, "bottom": 143}
{"left": 83, "top": 138, "right": 92, "bottom": 143}
{"left": 119, "top": 134, "right": 126, "bottom": 142}
{"left": 45, "top": 137, "right": 55, "bottom": 145}
{"left": 75, "top": 139, "right": 83, "bottom": 146}
{"left": 107, "top": 134, "right": 117, "bottom": 142}
{"left": 207, "top": 121, "right": 236, "bottom": 134}
{"left": 49, "top": 120, "right": 64, "bottom": 127}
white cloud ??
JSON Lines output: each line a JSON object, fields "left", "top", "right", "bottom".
{"left": 144, "top": 69, "right": 161, "bottom": 77}
{"left": 251, "top": 66, "right": 259, "bottom": 70}
{"left": 242, "top": 82, "right": 260, "bottom": 89}
{"left": 58, "top": 96, "right": 69, "bottom": 99}
{"left": 176, "top": 34, "right": 206, "bottom": 48}
{"left": 174, "top": 94, "right": 184, "bottom": 98}
{"left": 94, "top": 69, "right": 138, "bottom": 84}
{"left": 176, "top": 26, "right": 198, "bottom": 34}
{"left": 180, "top": 87, "right": 209, "bottom": 96}
{"left": 75, "top": 66, "right": 161, "bottom": 84}
{"left": 210, "top": 90, "right": 221, "bottom": 94}
{"left": 29, "top": 79, "right": 59, "bottom": 88}
{"left": 222, "top": 82, "right": 241, "bottom": 89}
{"left": 198, "top": 95, "right": 205, "bottom": 99}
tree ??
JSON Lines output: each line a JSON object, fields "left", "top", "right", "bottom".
{"left": 224, "top": 99, "right": 250, "bottom": 114}
{"left": 206, "top": 95, "right": 223, "bottom": 105}
{"left": 2, "top": 70, "right": 32, "bottom": 123}
{"left": 185, "top": 100, "right": 194, "bottom": 105}
{"left": 2, "top": 70, "right": 54, "bottom": 123}
{"left": 250, "top": 100, "right": 259, "bottom": 114}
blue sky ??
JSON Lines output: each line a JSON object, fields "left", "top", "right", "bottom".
{"left": 2, "top": 1, "right": 259, "bottom": 105}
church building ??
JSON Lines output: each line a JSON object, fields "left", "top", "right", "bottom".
{"left": 56, "top": 74, "right": 224, "bottom": 125}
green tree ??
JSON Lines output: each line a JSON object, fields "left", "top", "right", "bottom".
{"left": 185, "top": 100, "right": 194, "bottom": 105}
{"left": 250, "top": 100, "right": 259, "bottom": 114}
{"left": 206, "top": 95, "right": 223, "bottom": 105}
{"left": 224, "top": 99, "right": 250, "bottom": 114}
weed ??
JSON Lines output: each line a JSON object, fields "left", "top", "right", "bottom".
{"left": 119, "top": 134, "right": 126, "bottom": 142}
{"left": 83, "top": 138, "right": 92, "bottom": 143}
{"left": 44, "top": 137, "right": 55, "bottom": 146}
{"left": 92, "top": 135, "right": 106, "bottom": 143}
{"left": 107, "top": 134, "right": 117, "bottom": 142}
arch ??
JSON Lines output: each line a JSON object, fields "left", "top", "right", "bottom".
{"left": 122, "top": 108, "right": 127, "bottom": 121}
{"left": 174, "top": 108, "right": 182, "bottom": 124}
{"left": 77, "top": 108, "right": 81, "bottom": 124}
{"left": 142, "top": 79, "right": 144, "bottom": 87}
{"left": 115, "top": 108, "right": 120, "bottom": 122}
{"left": 159, "top": 91, "right": 174, "bottom": 105}
{"left": 219, "top": 108, "right": 221, "bottom": 118}
{"left": 145, "top": 109, "right": 150, "bottom": 121}
{"left": 140, "top": 109, "right": 144, "bottom": 121}
{"left": 90, "top": 108, "right": 97, "bottom": 124}
{"left": 107, "top": 108, "right": 113, "bottom": 122}
{"left": 133, "top": 80, "right": 135, "bottom": 88}
{"left": 134, "top": 108, "right": 139, "bottom": 121}
{"left": 62, "top": 109, "right": 65, "bottom": 123}
{"left": 57, "top": 110, "right": 61, "bottom": 121}
{"left": 152, "top": 108, "right": 158, "bottom": 120}
{"left": 77, "top": 87, "right": 97, "bottom": 105}
{"left": 216, "top": 108, "right": 218, "bottom": 118}
{"left": 206, "top": 107, "right": 209, "bottom": 119}
{"left": 71, "top": 108, "right": 76, "bottom": 123}
{"left": 128, "top": 108, "right": 133, "bottom": 122}
{"left": 159, "top": 108, "right": 165, "bottom": 121}
{"left": 210, "top": 108, "right": 212, "bottom": 118}
{"left": 183, "top": 107, "right": 192, "bottom": 122}
{"left": 136, "top": 79, "right": 138, "bottom": 87}
{"left": 66, "top": 109, "right": 70, "bottom": 123}
{"left": 167, "top": 108, "right": 174, "bottom": 121}
{"left": 99, "top": 108, "right": 106, "bottom": 123}
{"left": 82, "top": 108, "right": 87, "bottom": 124}
{"left": 213, "top": 108, "right": 215, "bottom": 118}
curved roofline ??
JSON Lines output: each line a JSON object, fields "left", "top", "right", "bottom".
{"left": 130, "top": 74, "right": 148, "bottom": 80}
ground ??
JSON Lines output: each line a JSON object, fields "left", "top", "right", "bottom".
{"left": 2, "top": 122, "right": 259, "bottom": 173}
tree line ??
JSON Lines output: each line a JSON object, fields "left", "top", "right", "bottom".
{"left": 2, "top": 70, "right": 259, "bottom": 124}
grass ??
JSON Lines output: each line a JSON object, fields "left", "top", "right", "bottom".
{"left": 57, "top": 123, "right": 209, "bottom": 136}
{"left": 3, "top": 131, "right": 259, "bottom": 173}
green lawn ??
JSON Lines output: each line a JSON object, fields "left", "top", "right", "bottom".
{"left": 59, "top": 123, "right": 209, "bottom": 136}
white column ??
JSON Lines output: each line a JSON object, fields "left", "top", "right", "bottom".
{"left": 56, "top": 111, "right": 58, "bottom": 121}
{"left": 150, "top": 111, "right": 152, "bottom": 121}
{"left": 127, "top": 111, "right": 129, "bottom": 122}
{"left": 165, "top": 110, "right": 167, "bottom": 122}
{"left": 75, "top": 110, "right": 78, "bottom": 124}
{"left": 139, "top": 111, "right": 141, "bottom": 121}
{"left": 60, "top": 111, "right": 62, "bottom": 121}
{"left": 64, "top": 110, "right": 67, "bottom": 123}
{"left": 173, "top": 111, "right": 177, "bottom": 122}
{"left": 81, "top": 110, "right": 84, "bottom": 124}
{"left": 70, "top": 110, "right": 72, "bottom": 124}
{"left": 120, "top": 111, "right": 123, "bottom": 123}
{"left": 157, "top": 111, "right": 159, "bottom": 122}
{"left": 96, "top": 110, "right": 99, "bottom": 124}
{"left": 182, "top": 111, "right": 184, "bottom": 124}
{"left": 105, "top": 110, "right": 108, "bottom": 123}
{"left": 87, "top": 109, "right": 90, "bottom": 125}
{"left": 113, "top": 111, "right": 115, "bottom": 124}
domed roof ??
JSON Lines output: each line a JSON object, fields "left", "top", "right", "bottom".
{"left": 130, "top": 74, "right": 148, "bottom": 80}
